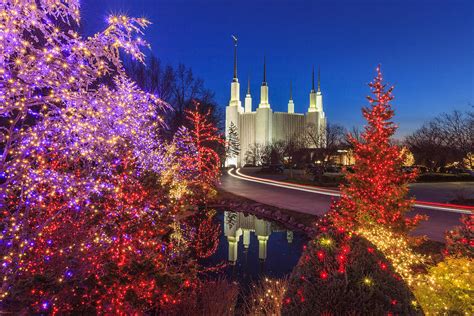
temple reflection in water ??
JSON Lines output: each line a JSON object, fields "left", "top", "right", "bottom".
{"left": 224, "top": 211, "right": 294, "bottom": 264}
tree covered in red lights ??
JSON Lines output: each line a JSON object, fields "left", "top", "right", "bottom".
{"left": 180, "top": 102, "right": 225, "bottom": 197}
{"left": 331, "top": 66, "right": 425, "bottom": 233}
{"left": 7, "top": 158, "right": 203, "bottom": 314}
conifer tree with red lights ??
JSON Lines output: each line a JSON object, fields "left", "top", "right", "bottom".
{"left": 183, "top": 102, "right": 225, "bottom": 196}
{"left": 332, "top": 66, "right": 426, "bottom": 233}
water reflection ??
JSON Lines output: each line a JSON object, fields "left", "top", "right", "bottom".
{"left": 224, "top": 211, "right": 294, "bottom": 263}
{"left": 202, "top": 210, "right": 307, "bottom": 286}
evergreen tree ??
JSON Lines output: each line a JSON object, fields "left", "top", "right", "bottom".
{"left": 332, "top": 66, "right": 426, "bottom": 233}
{"left": 226, "top": 121, "right": 241, "bottom": 159}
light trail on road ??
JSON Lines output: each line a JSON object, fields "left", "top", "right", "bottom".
{"left": 229, "top": 168, "right": 473, "bottom": 215}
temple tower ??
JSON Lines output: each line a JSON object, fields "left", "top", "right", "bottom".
{"left": 288, "top": 81, "right": 295, "bottom": 113}
{"left": 225, "top": 36, "right": 242, "bottom": 166}
{"left": 255, "top": 57, "right": 273, "bottom": 145}
{"left": 305, "top": 66, "right": 326, "bottom": 147}
{"left": 308, "top": 66, "right": 317, "bottom": 112}
{"left": 316, "top": 67, "right": 323, "bottom": 112}
{"left": 244, "top": 77, "right": 252, "bottom": 113}
{"left": 258, "top": 57, "right": 270, "bottom": 109}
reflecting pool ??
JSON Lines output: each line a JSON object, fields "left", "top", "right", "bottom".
{"left": 200, "top": 210, "right": 308, "bottom": 286}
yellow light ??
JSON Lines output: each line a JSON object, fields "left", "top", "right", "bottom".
{"left": 357, "top": 225, "right": 427, "bottom": 285}
{"left": 319, "top": 237, "right": 333, "bottom": 247}
{"left": 363, "top": 277, "right": 373, "bottom": 286}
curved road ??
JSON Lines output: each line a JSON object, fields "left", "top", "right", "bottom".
{"left": 219, "top": 168, "right": 473, "bottom": 242}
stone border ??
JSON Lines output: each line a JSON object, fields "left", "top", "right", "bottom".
{"left": 208, "top": 198, "right": 318, "bottom": 237}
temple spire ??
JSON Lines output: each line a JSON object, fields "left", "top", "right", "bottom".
{"left": 228, "top": 35, "right": 241, "bottom": 107}
{"left": 288, "top": 81, "right": 295, "bottom": 114}
{"left": 311, "top": 65, "right": 315, "bottom": 92}
{"left": 258, "top": 56, "right": 270, "bottom": 109}
{"left": 262, "top": 56, "right": 267, "bottom": 86}
{"left": 317, "top": 66, "right": 321, "bottom": 92}
{"left": 245, "top": 76, "right": 252, "bottom": 112}
{"left": 232, "top": 35, "right": 238, "bottom": 81}
{"left": 289, "top": 81, "right": 293, "bottom": 100}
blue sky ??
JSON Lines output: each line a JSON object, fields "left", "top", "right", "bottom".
{"left": 81, "top": 0, "right": 473, "bottom": 137}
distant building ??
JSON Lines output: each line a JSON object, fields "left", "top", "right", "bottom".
{"left": 225, "top": 42, "right": 327, "bottom": 167}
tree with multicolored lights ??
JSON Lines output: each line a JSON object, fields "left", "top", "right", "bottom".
{"left": 331, "top": 66, "right": 426, "bottom": 233}
{"left": 0, "top": 1, "right": 223, "bottom": 313}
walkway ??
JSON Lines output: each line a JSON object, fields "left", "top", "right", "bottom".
{"left": 219, "top": 168, "right": 473, "bottom": 241}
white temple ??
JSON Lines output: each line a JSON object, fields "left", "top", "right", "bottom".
{"left": 225, "top": 40, "right": 327, "bottom": 167}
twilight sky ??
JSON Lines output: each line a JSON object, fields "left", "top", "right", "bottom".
{"left": 81, "top": 0, "right": 473, "bottom": 137}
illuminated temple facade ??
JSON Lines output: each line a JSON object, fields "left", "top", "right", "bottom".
{"left": 225, "top": 43, "right": 327, "bottom": 167}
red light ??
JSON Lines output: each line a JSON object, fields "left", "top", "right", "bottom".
{"left": 320, "top": 271, "right": 328, "bottom": 280}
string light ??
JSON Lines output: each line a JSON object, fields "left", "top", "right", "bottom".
{"left": 357, "top": 225, "right": 427, "bottom": 285}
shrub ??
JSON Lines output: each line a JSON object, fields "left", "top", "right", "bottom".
{"left": 314, "top": 174, "right": 345, "bottom": 187}
{"left": 413, "top": 257, "right": 473, "bottom": 315}
{"left": 282, "top": 222, "right": 420, "bottom": 315}
{"left": 445, "top": 214, "right": 474, "bottom": 258}
{"left": 169, "top": 278, "right": 239, "bottom": 315}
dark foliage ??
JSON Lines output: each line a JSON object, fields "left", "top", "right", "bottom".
{"left": 124, "top": 55, "right": 223, "bottom": 138}
{"left": 405, "top": 110, "right": 473, "bottom": 170}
